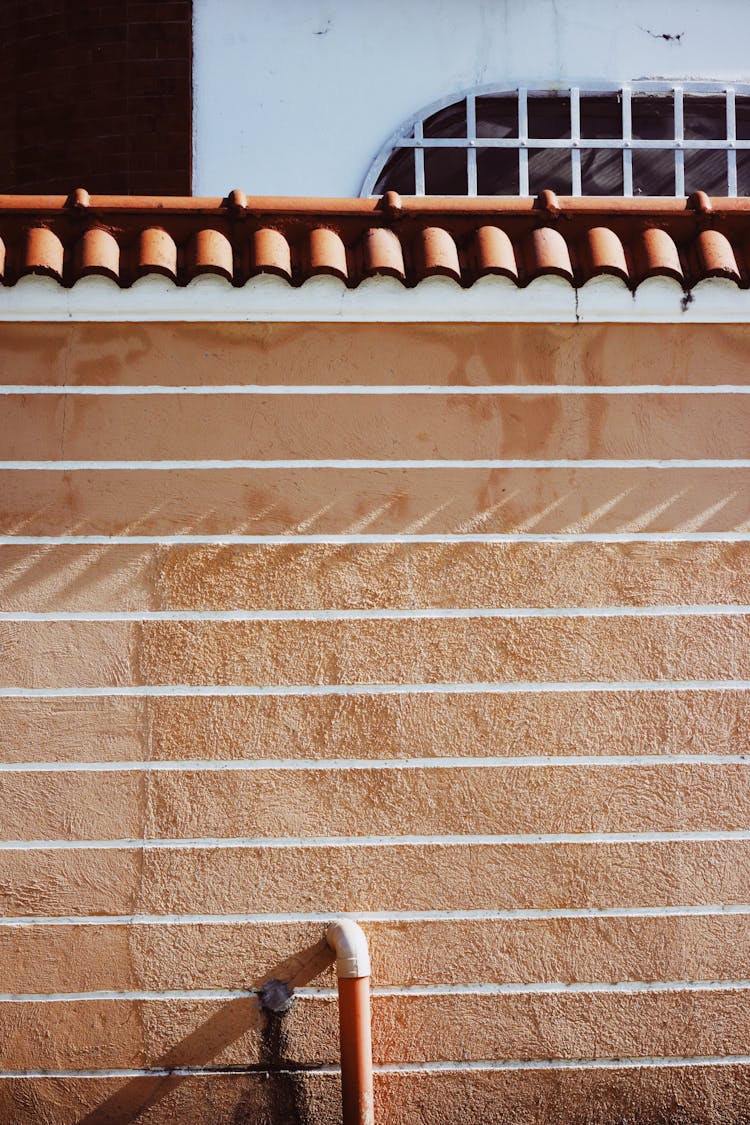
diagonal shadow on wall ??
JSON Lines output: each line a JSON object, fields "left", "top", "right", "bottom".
{"left": 75, "top": 938, "right": 336, "bottom": 1125}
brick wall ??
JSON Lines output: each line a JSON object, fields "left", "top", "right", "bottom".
{"left": 0, "top": 1, "right": 192, "bottom": 195}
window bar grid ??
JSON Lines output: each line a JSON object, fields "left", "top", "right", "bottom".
{"left": 466, "top": 94, "right": 478, "bottom": 197}
{"left": 570, "top": 86, "right": 582, "bottom": 195}
{"left": 727, "top": 87, "right": 738, "bottom": 196}
{"left": 414, "top": 119, "right": 425, "bottom": 196}
{"left": 673, "top": 86, "right": 685, "bottom": 197}
{"left": 394, "top": 135, "right": 750, "bottom": 149}
{"left": 622, "top": 86, "right": 633, "bottom": 197}
{"left": 518, "top": 87, "right": 529, "bottom": 195}
{"left": 369, "top": 82, "right": 750, "bottom": 198}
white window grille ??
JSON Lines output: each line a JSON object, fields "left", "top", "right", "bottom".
{"left": 361, "top": 82, "right": 750, "bottom": 198}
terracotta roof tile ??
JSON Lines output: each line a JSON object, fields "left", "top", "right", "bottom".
{"left": 137, "top": 227, "right": 177, "bottom": 279}
{"left": 634, "top": 228, "right": 683, "bottom": 283}
{"left": 582, "top": 226, "right": 629, "bottom": 282}
{"left": 1, "top": 190, "right": 750, "bottom": 291}
{"left": 361, "top": 226, "right": 405, "bottom": 280}
{"left": 77, "top": 227, "right": 119, "bottom": 279}
{"left": 308, "top": 227, "right": 348, "bottom": 280}
{"left": 187, "top": 228, "right": 233, "bottom": 280}
{"left": 692, "top": 229, "right": 741, "bottom": 280}
{"left": 418, "top": 226, "right": 461, "bottom": 279}
{"left": 472, "top": 225, "right": 517, "bottom": 280}
{"left": 23, "top": 226, "right": 64, "bottom": 279}
{"left": 523, "top": 226, "right": 573, "bottom": 281}
{"left": 251, "top": 227, "right": 292, "bottom": 279}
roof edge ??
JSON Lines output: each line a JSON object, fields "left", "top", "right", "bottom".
{"left": 1, "top": 191, "right": 748, "bottom": 295}
{"left": 0, "top": 189, "right": 747, "bottom": 219}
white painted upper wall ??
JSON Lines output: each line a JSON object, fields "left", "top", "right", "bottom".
{"left": 193, "top": 0, "right": 750, "bottom": 197}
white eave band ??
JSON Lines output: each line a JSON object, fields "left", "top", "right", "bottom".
{"left": 0, "top": 271, "right": 749, "bottom": 322}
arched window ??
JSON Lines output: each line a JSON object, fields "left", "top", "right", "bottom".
{"left": 362, "top": 82, "right": 750, "bottom": 198}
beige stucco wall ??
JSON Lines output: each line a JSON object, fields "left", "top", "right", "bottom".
{"left": 0, "top": 321, "right": 748, "bottom": 1123}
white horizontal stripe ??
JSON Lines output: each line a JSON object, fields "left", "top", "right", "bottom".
{"left": 1, "top": 680, "right": 748, "bottom": 699}
{"left": 0, "top": 1067, "right": 346, "bottom": 1079}
{"left": 3, "top": 1056, "right": 750, "bottom": 1079}
{"left": 376, "top": 980, "right": 750, "bottom": 997}
{"left": 3, "top": 458, "right": 749, "bottom": 470}
{"left": 3, "top": 905, "right": 749, "bottom": 926}
{"left": 374, "top": 1056, "right": 750, "bottom": 1074}
{"left": 2, "top": 532, "right": 748, "bottom": 545}
{"left": 2, "top": 753, "right": 746, "bottom": 774}
{"left": 0, "top": 268, "right": 750, "bottom": 324}
{"left": 3, "top": 605, "right": 748, "bottom": 623}
{"left": 4, "top": 383, "right": 750, "bottom": 395}
{"left": 2, "top": 830, "right": 749, "bottom": 852}
{"left": 0, "top": 988, "right": 263, "bottom": 1003}
{"left": 3, "top": 980, "right": 749, "bottom": 1004}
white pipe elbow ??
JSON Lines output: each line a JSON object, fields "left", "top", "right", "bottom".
{"left": 325, "top": 919, "right": 371, "bottom": 979}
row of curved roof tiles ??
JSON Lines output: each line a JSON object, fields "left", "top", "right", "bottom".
{"left": 0, "top": 190, "right": 749, "bottom": 289}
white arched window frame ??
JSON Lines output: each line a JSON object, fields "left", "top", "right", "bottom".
{"left": 361, "top": 80, "right": 750, "bottom": 198}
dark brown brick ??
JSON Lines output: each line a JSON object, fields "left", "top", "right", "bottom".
{"left": 0, "top": 0, "right": 191, "bottom": 194}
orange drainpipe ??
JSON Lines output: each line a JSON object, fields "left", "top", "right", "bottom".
{"left": 325, "top": 920, "right": 375, "bottom": 1125}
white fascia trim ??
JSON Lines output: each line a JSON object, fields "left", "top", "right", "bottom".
{"left": 1, "top": 272, "right": 750, "bottom": 323}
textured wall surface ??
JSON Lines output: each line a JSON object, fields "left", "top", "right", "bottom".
{"left": 0, "top": 321, "right": 749, "bottom": 1122}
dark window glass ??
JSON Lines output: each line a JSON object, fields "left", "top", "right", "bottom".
{"left": 737, "top": 96, "right": 750, "bottom": 140}
{"left": 477, "top": 148, "right": 519, "bottom": 194}
{"left": 581, "top": 149, "right": 623, "bottom": 195}
{"left": 424, "top": 148, "right": 468, "bottom": 194}
{"left": 684, "top": 96, "right": 726, "bottom": 140}
{"left": 528, "top": 96, "right": 571, "bottom": 139}
{"left": 737, "top": 151, "right": 750, "bottom": 195}
{"left": 633, "top": 149, "right": 674, "bottom": 195}
{"left": 476, "top": 96, "right": 517, "bottom": 138}
{"left": 423, "top": 101, "right": 466, "bottom": 139}
{"left": 528, "top": 149, "right": 571, "bottom": 194}
{"left": 684, "top": 150, "right": 727, "bottom": 195}
{"left": 632, "top": 95, "right": 674, "bottom": 139}
{"left": 373, "top": 148, "right": 414, "bottom": 194}
{"left": 580, "top": 94, "right": 621, "bottom": 139}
